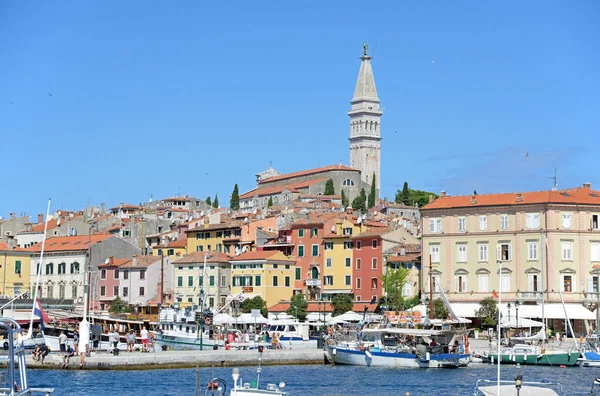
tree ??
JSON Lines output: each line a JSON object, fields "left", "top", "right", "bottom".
{"left": 401, "top": 182, "right": 410, "bottom": 205}
{"left": 368, "top": 174, "right": 376, "bottom": 208}
{"left": 380, "top": 267, "right": 411, "bottom": 310}
{"left": 341, "top": 190, "right": 349, "bottom": 208}
{"left": 331, "top": 294, "right": 354, "bottom": 317}
{"left": 109, "top": 296, "right": 130, "bottom": 314}
{"left": 240, "top": 296, "right": 268, "bottom": 317}
{"left": 324, "top": 179, "right": 335, "bottom": 195}
{"left": 205, "top": 196, "right": 211, "bottom": 206}
{"left": 212, "top": 194, "right": 219, "bottom": 208}
{"left": 267, "top": 196, "right": 273, "bottom": 207}
{"left": 475, "top": 297, "right": 498, "bottom": 328}
{"left": 287, "top": 293, "right": 308, "bottom": 321}
{"left": 432, "top": 298, "right": 449, "bottom": 319}
{"left": 358, "top": 188, "right": 367, "bottom": 212}
{"left": 230, "top": 184, "right": 240, "bottom": 210}
{"left": 394, "top": 184, "right": 439, "bottom": 207}
{"left": 351, "top": 195, "right": 364, "bottom": 212}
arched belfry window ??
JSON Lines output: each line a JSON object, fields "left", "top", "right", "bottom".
{"left": 342, "top": 179, "right": 355, "bottom": 187}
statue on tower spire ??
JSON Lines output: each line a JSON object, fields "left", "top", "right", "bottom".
{"left": 362, "top": 41, "right": 368, "bottom": 56}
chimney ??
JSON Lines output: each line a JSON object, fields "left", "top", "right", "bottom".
{"left": 37, "top": 213, "right": 44, "bottom": 223}
{"left": 440, "top": 190, "right": 447, "bottom": 198}
{"left": 400, "top": 247, "right": 406, "bottom": 255}
{"left": 583, "top": 182, "right": 592, "bottom": 189}
{"left": 9, "top": 213, "right": 15, "bottom": 220}
{"left": 428, "top": 195, "right": 435, "bottom": 204}
{"left": 24, "top": 223, "right": 32, "bottom": 232}
{"left": 516, "top": 193, "right": 523, "bottom": 203}
{"left": 109, "top": 256, "right": 114, "bottom": 265}
{"left": 7, "top": 236, "right": 15, "bottom": 250}
{"left": 132, "top": 254, "right": 138, "bottom": 267}
{"left": 346, "top": 206, "right": 353, "bottom": 214}
{"left": 101, "top": 202, "right": 106, "bottom": 214}
{"left": 470, "top": 195, "right": 477, "bottom": 204}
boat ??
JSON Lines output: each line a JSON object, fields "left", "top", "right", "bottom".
{"left": 0, "top": 317, "right": 55, "bottom": 395}
{"left": 325, "top": 327, "right": 471, "bottom": 368}
{"left": 590, "top": 377, "right": 600, "bottom": 396}
{"left": 155, "top": 305, "right": 223, "bottom": 350}
{"left": 577, "top": 334, "right": 600, "bottom": 367}
{"left": 474, "top": 375, "right": 564, "bottom": 396}
{"left": 261, "top": 319, "right": 311, "bottom": 346}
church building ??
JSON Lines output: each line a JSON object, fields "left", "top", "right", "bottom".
{"left": 239, "top": 45, "right": 383, "bottom": 211}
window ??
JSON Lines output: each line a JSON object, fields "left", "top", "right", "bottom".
{"left": 478, "top": 244, "right": 488, "bottom": 262}
{"left": 429, "top": 218, "right": 442, "bottom": 233}
{"left": 345, "top": 275, "right": 351, "bottom": 286}
{"left": 221, "top": 275, "right": 226, "bottom": 285}
{"left": 124, "top": 271, "right": 129, "bottom": 280}
{"left": 371, "top": 258, "right": 377, "bottom": 269}
{"left": 345, "top": 257, "right": 351, "bottom": 267}
{"left": 356, "top": 241, "right": 361, "bottom": 250}
{"left": 196, "top": 232, "right": 203, "bottom": 240}
{"left": 458, "top": 217, "right": 466, "bottom": 233}
{"left": 430, "top": 245, "right": 440, "bottom": 263}
{"left": 188, "top": 276, "right": 194, "bottom": 286}
{"left": 312, "top": 244, "right": 319, "bottom": 257}
{"left": 234, "top": 229, "right": 241, "bottom": 237}
{"left": 501, "top": 274, "right": 510, "bottom": 292}
{"left": 501, "top": 215, "right": 509, "bottom": 230}
{"left": 197, "top": 245, "right": 204, "bottom": 252}
{"left": 326, "top": 258, "right": 332, "bottom": 268}
{"left": 343, "top": 227, "right": 353, "bottom": 236}
{"left": 562, "top": 275, "right": 573, "bottom": 292}
{"left": 479, "top": 215, "right": 487, "bottom": 231}
{"left": 561, "top": 242, "right": 572, "bottom": 260}
{"left": 342, "top": 179, "right": 355, "bottom": 187}
{"left": 324, "top": 242, "right": 333, "bottom": 250}
{"left": 140, "top": 270, "right": 146, "bottom": 280}
{"left": 47, "top": 285, "right": 53, "bottom": 298}
{"left": 157, "top": 249, "right": 163, "bottom": 256}
{"left": 206, "top": 245, "right": 211, "bottom": 251}
{"left": 168, "top": 248, "right": 175, "bottom": 256}
{"left": 272, "top": 276, "right": 278, "bottom": 287}
{"left": 139, "top": 287, "right": 145, "bottom": 296}
{"left": 205, "top": 232, "right": 211, "bottom": 239}
{"left": 285, "top": 276, "right": 290, "bottom": 287}
{"left": 372, "top": 239, "right": 378, "bottom": 249}
{"left": 216, "top": 231, "right": 222, "bottom": 238}
{"left": 46, "top": 263, "right": 53, "bottom": 275}
{"left": 478, "top": 274, "right": 489, "bottom": 292}
{"left": 356, "top": 278, "right": 361, "bottom": 289}
{"left": 528, "top": 242, "right": 538, "bottom": 260}
{"left": 177, "top": 276, "right": 183, "bottom": 287}
{"left": 402, "top": 283, "right": 412, "bottom": 297}
{"left": 100, "top": 286, "right": 106, "bottom": 296}
{"left": 114, "top": 269, "right": 119, "bottom": 279}
{"left": 591, "top": 243, "right": 600, "bottom": 262}
{"left": 295, "top": 267, "right": 301, "bottom": 280}
{"left": 593, "top": 214, "right": 599, "bottom": 229}
{"left": 320, "top": 275, "right": 331, "bottom": 286}
{"left": 114, "top": 286, "right": 119, "bottom": 296}
{"left": 528, "top": 274, "right": 540, "bottom": 292}
{"left": 356, "top": 258, "right": 361, "bottom": 270}
{"left": 455, "top": 275, "right": 467, "bottom": 292}
{"left": 526, "top": 213, "right": 541, "bottom": 229}
{"left": 562, "top": 213, "right": 571, "bottom": 229}
{"left": 100, "top": 269, "right": 106, "bottom": 279}
{"left": 298, "top": 245, "right": 304, "bottom": 257}
{"left": 209, "top": 276, "right": 215, "bottom": 286}
{"left": 123, "top": 287, "right": 128, "bottom": 297}
{"left": 311, "top": 228, "right": 318, "bottom": 237}
{"left": 371, "top": 278, "right": 377, "bottom": 289}
{"left": 588, "top": 276, "right": 599, "bottom": 293}
{"left": 344, "top": 241, "right": 353, "bottom": 250}
{"left": 497, "top": 243, "right": 511, "bottom": 261}
{"left": 457, "top": 244, "right": 467, "bottom": 263}
{"left": 255, "top": 275, "right": 261, "bottom": 286}
{"left": 14, "top": 260, "right": 21, "bottom": 274}
{"left": 298, "top": 229, "right": 304, "bottom": 238}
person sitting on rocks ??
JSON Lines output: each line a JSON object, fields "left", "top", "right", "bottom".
{"left": 79, "top": 344, "right": 90, "bottom": 369}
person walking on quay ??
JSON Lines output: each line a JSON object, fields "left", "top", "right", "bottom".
{"left": 112, "top": 329, "right": 120, "bottom": 351}
{"left": 141, "top": 327, "right": 149, "bottom": 352}
{"left": 62, "top": 345, "right": 75, "bottom": 368}
{"left": 127, "top": 330, "right": 135, "bottom": 352}
{"left": 58, "top": 331, "right": 68, "bottom": 352}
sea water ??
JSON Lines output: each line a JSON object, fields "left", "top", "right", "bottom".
{"left": 27, "top": 364, "right": 598, "bottom": 395}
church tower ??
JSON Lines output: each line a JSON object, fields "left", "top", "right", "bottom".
{"left": 348, "top": 43, "right": 382, "bottom": 194}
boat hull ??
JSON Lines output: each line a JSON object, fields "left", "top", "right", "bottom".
{"left": 156, "top": 333, "right": 222, "bottom": 350}
{"left": 579, "top": 351, "right": 600, "bottom": 367}
{"left": 325, "top": 345, "right": 470, "bottom": 368}
{"left": 488, "top": 351, "right": 580, "bottom": 366}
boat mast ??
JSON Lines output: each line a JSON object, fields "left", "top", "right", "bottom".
{"left": 541, "top": 230, "right": 546, "bottom": 335}
{"left": 497, "top": 258, "right": 502, "bottom": 396}
{"left": 429, "top": 255, "right": 433, "bottom": 320}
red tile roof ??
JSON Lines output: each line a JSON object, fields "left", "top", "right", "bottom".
{"left": 120, "top": 255, "right": 161, "bottom": 269}
{"left": 30, "top": 213, "right": 82, "bottom": 233}
{"left": 109, "top": 204, "right": 141, "bottom": 211}
{"left": 259, "top": 164, "right": 358, "bottom": 184}
{"left": 386, "top": 253, "right": 421, "bottom": 263}
{"left": 0, "top": 242, "right": 27, "bottom": 252}
{"left": 173, "top": 251, "right": 231, "bottom": 264}
{"left": 163, "top": 238, "right": 187, "bottom": 248}
{"left": 423, "top": 186, "right": 600, "bottom": 210}
{"left": 351, "top": 227, "right": 392, "bottom": 239}
{"left": 386, "top": 244, "right": 421, "bottom": 254}
{"left": 25, "top": 234, "right": 113, "bottom": 252}
{"left": 230, "top": 251, "right": 294, "bottom": 262}
{"left": 98, "top": 258, "right": 130, "bottom": 268}
{"left": 186, "top": 221, "right": 243, "bottom": 233}
{"left": 240, "top": 178, "right": 326, "bottom": 199}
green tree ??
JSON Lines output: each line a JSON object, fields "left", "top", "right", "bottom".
{"left": 331, "top": 294, "right": 354, "bottom": 317}
{"left": 267, "top": 196, "right": 273, "bottom": 207}
{"left": 351, "top": 195, "right": 363, "bottom": 212}
{"left": 380, "top": 267, "right": 411, "bottom": 309}
{"left": 368, "top": 174, "right": 376, "bottom": 208}
{"left": 324, "top": 179, "right": 335, "bottom": 195}
{"left": 241, "top": 296, "right": 268, "bottom": 317}
{"left": 205, "top": 196, "right": 211, "bottom": 206}
{"left": 432, "top": 298, "right": 449, "bottom": 319}
{"left": 475, "top": 297, "right": 498, "bottom": 328}
{"left": 341, "top": 190, "right": 349, "bottom": 208}
{"left": 359, "top": 188, "right": 367, "bottom": 212}
{"left": 109, "top": 296, "right": 130, "bottom": 314}
{"left": 473, "top": 189, "right": 478, "bottom": 195}
{"left": 287, "top": 293, "right": 308, "bottom": 321}
{"left": 230, "top": 184, "right": 240, "bottom": 210}
{"left": 212, "top": 194, "right": 219, "bottom": 208}
{"left": 394, "top": 184, "right": 439, "bottom": 208}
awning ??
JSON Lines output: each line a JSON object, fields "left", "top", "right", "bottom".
{"left": 450, "top": 302, "right": 595, "bottom": 320}
{"left": 322, "top": 289, "right": 352, "bottom": 294}
{"left": 500, "top": 318, "right": 544, "bottom": 328}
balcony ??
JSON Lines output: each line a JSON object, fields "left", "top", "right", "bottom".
{"left": 583, "top": 291, "right": 600, "bottom": 304}
{"left": 305, "top": 279, "right": 321, "bottom": 287}
{"left": 518, "top": 291, "right": 543, "bottom": 303}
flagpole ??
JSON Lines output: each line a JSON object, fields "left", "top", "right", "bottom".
{"left": 497, "top": 259, "right": 502, "bottom": 396}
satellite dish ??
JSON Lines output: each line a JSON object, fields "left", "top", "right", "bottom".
{"left": 374, "top": 211, "right": 378, "bottom": 216}
{"left": 200, "top": 211, "right": 204, "bottom": 216}
{"left": 105, "top": 258, "right": 110, "bottom": 264}
{"left": 242, "top": 245, "right": 248, "bottom": 253}
{"left": 235, "top": 247, "right": 241, "bottom": 256}
{"left": 57, "top": 219, "right": 61, "bottom": 226}
{"left": 253, "top": 209, "right": 257, "bottom": 215}
{"left": 244, "top": 217, "right": 249, "bottom": 223}
{"left": 331, "top": 225, "right": 336, "bottom": 232}
{"left": 362, "top": 214, "right": 367, "bottom": 221}
{"left": 357, "top": 217, "right": 362, "bottom": 224}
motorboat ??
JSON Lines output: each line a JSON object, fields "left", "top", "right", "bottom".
{"left": 487, "top": 343, "right": 580, "bottom": 366}
{"left": 261, "top": 319, "right": 311, "bottom": 346}
{"left": 474, "top": 375, "right": 564, "bottom": 396}
{"left": 155, "top": 305, "right": 222, "bottom": 350}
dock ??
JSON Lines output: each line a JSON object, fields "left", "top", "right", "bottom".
{"left": 24, "top": 348, "right": 326, "bottom": 370}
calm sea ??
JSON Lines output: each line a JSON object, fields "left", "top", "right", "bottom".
{"left": 27, "top": 364, "right": 599, "bottom": 395}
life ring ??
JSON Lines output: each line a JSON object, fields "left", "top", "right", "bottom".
{"left": 77, "top": 297, "right": 83, "bottom": 304}
{"left": 204, "top": 317, "right": 212, "bottom": 325}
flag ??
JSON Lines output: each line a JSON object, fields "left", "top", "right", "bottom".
{"left": 34, "top": 298, "right": 50, "bottom": 330}
{"left": 492, "top": 291, "right": 499, "bottom": 299}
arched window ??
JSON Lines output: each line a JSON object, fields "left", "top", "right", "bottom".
{"left": 342, "top": 179, "right": 355, "bottom": 187}
{"left": 311, "top": 267, "right": 319, "bottom": 279}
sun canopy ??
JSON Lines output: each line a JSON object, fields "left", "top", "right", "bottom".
{"left": 234, "top": 313, "right": 268, "bottom": 324}
{"left": 330, "top": 311, "right": 363, "bottom": 323}
{"left": 450, "top": 302, "right": 595, "bottom": 320}
{"left": 500, "top": 317, "right": 544, "bottom": 329}
{"left": 213, "top": 313, "right": 235, "bottom": 325}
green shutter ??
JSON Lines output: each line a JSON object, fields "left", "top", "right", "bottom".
{"left": 295, "top": 267, "right": 301, "bottom": 280}
{"left": 298, "top": 246, "right": 304, "bottom": 257}
{"left": 177, "top": 276, "right": 183, "bottom": 287}
{"left": 285, "top": 276, "right": 290, "bottom": 287}
{"left": 312, "top": 245, "right": 318, "bottom": 256}
{"left": 298, "top": 229, "right": 304, "bottom": 237}
{"left": 188, "top": 276, "right": 193, "bottom": 286}
{"left": 255, "top": 275, "right": 261, "bottom": 286}
{"left": 15, "top": 261, "right": 21, "bottom": 274}
{"left": 209, "top": 276, "right": 215, "bottom": 286}
{"left": 273, "top": 276, "right": 278, "bottom": 287}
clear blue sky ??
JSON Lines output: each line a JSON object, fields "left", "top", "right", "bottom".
{"left": 1, "top": 1, "right": 598, "bottom": 218}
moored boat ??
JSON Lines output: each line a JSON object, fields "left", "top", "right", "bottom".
{"left": 474, "top": 376, "right": 564, "bottom": 396}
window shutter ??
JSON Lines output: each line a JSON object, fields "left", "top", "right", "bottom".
{"left": 496, "top": 244, "right": 501, "bottom": 261}
{"left": 454, "top": 276, "right": 458, "bottom": 292}
{"left": 588, "top": 276, "right": 594, "bottom": 292}
{"left": 508, "top": 244, "right": 512, "bottom": 261}
{"left": 528, "top": 275, "right": 534, "bottom": 292}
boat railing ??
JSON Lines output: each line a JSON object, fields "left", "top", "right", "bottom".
{"left": 474, "top": 378, "right": 564, "bottom": 396}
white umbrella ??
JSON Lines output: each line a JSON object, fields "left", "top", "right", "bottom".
{"left": 213, "top": 313, "right": 234, "bottom": 325}
{"left": 331, "top": 311, "right": 363, "bottom": 323}
{"left": 500, "top": 317, "right": 544, "bottom": 328}
{"left": 237, "top": 313, "right": 268, "bottom": 324}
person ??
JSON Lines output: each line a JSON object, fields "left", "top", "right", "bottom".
{"left": 39, "top": 344, "right": 50, "bottom": 364}
{"left": 108, "top": 331, "right": 116, "bottom": 351}
{"left": 79, "top": 344, "right": 90, "bottom": 369}
{"left": 244, "top": 331, "right": 250, "bottom": 350}
{"left": 62, "top": 345, "right": 75, "bottom": 368}
{"left": 73, "top": 331, "right": 79, "bottom": 353}
{"left": 141, "top": 327, "right": 149, "bottom": 352}
{"left": 58, "top": 331, "right": 68, "bottom": 353}
{"left": 275, "top": 333, "right": 282, "bottom": 350}
{"left": 112, "top": 329, "right": 120, "bottom": 351}
{"left": 271, "top": 332, "right": 277, "bottom": 349}
{"left": 148, "top": 331, "right": 156, "bottom": 352}
{"left": 128, "top": 330, "right": 135, "bottom": 352}
{"left": 32, "top": 345, "right": 41, "bottom": 362}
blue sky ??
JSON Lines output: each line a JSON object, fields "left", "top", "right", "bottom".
{"left": 1, "top": 1, "right": 598, "bottom": 218}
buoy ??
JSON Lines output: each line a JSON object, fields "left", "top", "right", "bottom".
{"left": 365, "top": 350, "right": 372, "bottom": 358}
{"left": 332, "top": 348, "right": 337, "bottom": 356}
{"left": 560, "top": 365, "right": 566, "bottom": 368}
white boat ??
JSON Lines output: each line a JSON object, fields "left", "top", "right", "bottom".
{"left": 325, "top": 327, "right": 471, "bottom": 368}
{"left": 474, "top": 377, "right": 564, "bottom": 396}
{"left": 155, "top": 306, "right": 223, "bottom": 350}
{"left": 261, "top": 319, "right": 310, "bottom": 345}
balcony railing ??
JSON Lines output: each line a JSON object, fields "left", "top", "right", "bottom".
{"left": 305, "top": 279, "right": 321, "bottom": 287}
{"left": 518, "top": 291, "right": 543, "bottom": 302}
{"left": 583, "top": 291, "right": 600, "bottom": 304}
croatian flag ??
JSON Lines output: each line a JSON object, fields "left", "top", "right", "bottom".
{"left": 34, "top": 298, "right": 50, "bottom": 330}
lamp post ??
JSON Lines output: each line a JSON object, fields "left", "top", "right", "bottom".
{"left": 515, "top": 300, "right": 520, "bottom": 332}
{"left": 507, "top": 302, "right": 512, "bottom": 322}
{"left": 424, "top": 296, "right": 430, "bottom": 319}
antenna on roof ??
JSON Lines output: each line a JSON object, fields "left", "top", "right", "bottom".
{"left": 547, "top": 166, "right": 558, "bottom": 190}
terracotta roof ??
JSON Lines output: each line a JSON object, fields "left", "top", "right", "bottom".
{"left": 0, "top": 242, "right": 27, "bottom": 252}
{"left": 98, "top": 258, "right": 130, "bottom": 268}
{"left": 292, "top": 212, "right": 341, "bottom": 227}
{"left": 386, "top": 244, "right": 421, "bottom": 254}
{"left": 159, "top": 238, "right": 187, "bottom": 249}
{"left": 230, "top": 251, "right": 294, "bottom": 262}
{"left": 120, "top": 255, "right": 161, "bottom": 269}
{"left": 30, "top": 213, "right": 82, "bottom": 233}
{"left": 108, "top": 204, "right": 141, "bottom": 211}
{"left": 173, "top": 251, "right": 231, "bottom": 264}
{"left": 300, "top": 194, "right": 342, "bottom": 200}
{"left": 422, "top": 186, "right": 600, "bottom": 210}
{"left": 259, "top": 164, "right": 358, "bottom": 184}
{"left": 351, "top": 227, "right": 392, "bottom": 239}
{"left": 386, "top": 253, "right": 421, "bottom": 263}
{"left": 268, "top": 301, "right": 377, "bottom": 313}
{"left": 240, "top": 178, "right": 326, "bottom": 199}
{"left": 25, "top": 234, "right": 113, "bottom": 252}
{"left": 186, "top": 221, "right": 243, "bottom": 233}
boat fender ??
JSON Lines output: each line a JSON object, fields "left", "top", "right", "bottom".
{"left": 365, "top": 350, "right": 372, "bottom": 358}
{"left": 524, "top": 354, "right": 528, "bottom": 360}
{"left": 425, "top": 352, "right": 430, "bottom": 361}
{"left": 77, "top": 297, "right": 83, "bottom": 304}
{"left": 560, "top": 365, "right": 566, "bottom": 368}
{"left": 204, "top": 317, "right": 212, "bottom": 326}
{"left": 332, "top": 348, "right": 336, "bottom": 356}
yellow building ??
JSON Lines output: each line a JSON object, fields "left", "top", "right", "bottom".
{"left": 322, "top": 218, "right": 361, "bottom": 297}
{"left": 230, "top": 251, "right": 296, "bottom": 308}
{"left": 186, "top": 220, "right": 245, "bottom": 255}
{"left": 153, "top": 238, "right": 187, "bottom": 258}
{"left": 0, "top": 240, "right": 31, "bottom": 297}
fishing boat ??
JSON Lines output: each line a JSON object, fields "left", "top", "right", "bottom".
{"left": 325, "top": 327, "right": 471, "bottom": 368}
{"left": 474, "top": 376, "right": 564, "bottom": 396}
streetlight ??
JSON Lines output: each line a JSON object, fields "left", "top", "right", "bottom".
{"left": 515, "top": 300, "right": 520, "bottom": 333}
